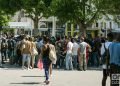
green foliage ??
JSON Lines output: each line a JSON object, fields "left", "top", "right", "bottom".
{"left": 0, "top": 0, "right": 23, "bottom": 29}
{"left": 107, "top": 0, "right": 120, "bottom": 14}
{"left": 0, "top": 28, "right": 15, "bottom": 34}
{"left": 52, "top": 0, "right": 105, "bottom": 27}
{"left": 22, "top": 0, "right": 53, "bottom": 19}
{"left": 0, "top": 0, "right": 23, "bottom": 15}
{"left": 0, "top": 11, "right": 10, "bottom": 28}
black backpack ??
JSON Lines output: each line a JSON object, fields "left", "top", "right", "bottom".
{"left": 8, "top": 40, "right": 14, "bottom": 50}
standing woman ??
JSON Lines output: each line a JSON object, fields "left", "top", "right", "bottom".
{"left": 29, "top": 37, "right": 37, "bottom": 69}
{"left": 40, "top": 36, "right": 52, "bottom": 85}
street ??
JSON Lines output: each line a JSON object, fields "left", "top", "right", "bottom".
{"left": 0, "top": 66, "right": 110, "bottom": 86}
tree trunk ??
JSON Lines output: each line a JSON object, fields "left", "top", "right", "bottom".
{"left": 33, "top": 16, "right": 39, "bottom": 36}
{"left": 34, "top": 17, "right": 39, "bottom": 29}
{"left": 79, "top": 23, "right": 87, "bottom": 38}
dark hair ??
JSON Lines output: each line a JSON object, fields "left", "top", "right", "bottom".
{"left": 43, "top": 36, "right": 50, "bottom": 43}
{"left": 116, "top": 33, "right": 120, "bottom": 42}
{"left": 107, "top": 32, "right": 114, "bottom": 41}
{"left": 29, "top": 37, "right": 34, "bottom": 42}
{"left": 101, "top": 38, "right": 105, "bottom": 43}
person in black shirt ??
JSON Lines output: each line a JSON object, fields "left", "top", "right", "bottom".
{"left": 40, "top": 36, "right": 52, "bottom": 85}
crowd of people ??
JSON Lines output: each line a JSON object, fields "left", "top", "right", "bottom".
{"left": 0, "top": 35, "right": 102, "bottom": 69}
{"left": 0, "top": 32, "right": 120, "bottom": 85}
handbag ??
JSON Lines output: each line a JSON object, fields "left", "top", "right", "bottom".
{"left": 32, "top": 48, "right": 38, "bottom": 55}
{"left": 49, "top": 44, "right": 57, "bottom": 64}
{"left": 37, "top": 59, "right": 43, "bottom": 70}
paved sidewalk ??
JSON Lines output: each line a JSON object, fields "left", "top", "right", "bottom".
{"left": 0, "top": 67, "right": 110, "bottom": 86}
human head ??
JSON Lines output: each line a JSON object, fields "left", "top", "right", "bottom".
{"left": 29, "top": 37, "right": 34, "bottom": 42}
{"left": 116, "top": 33, "right": 120, "bottom": 42}
{"left": 43, "top": 36, "right": 50, "bottom": 44}
{"left": 80, "top": 37, "right": 84, "bottom": 42}
{"left": 107, "top": 32, "right": 114, "bottom": 41}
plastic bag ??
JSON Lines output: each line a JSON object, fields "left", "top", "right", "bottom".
{"left": 37, "top": 59, "right": 43, "bottom": 70}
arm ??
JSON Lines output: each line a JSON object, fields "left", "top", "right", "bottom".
{"left": 77, "top": 48, "right": 80, "bottom": 63}
{"left": 87, "top": 43, "right": 92, "bottom": 52}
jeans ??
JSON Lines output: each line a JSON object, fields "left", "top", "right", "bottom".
{"left": 43, "top": 57, "right": 51, "bottom": 81}
{"left": 72, "top": 55, "right": 78, "bottom": 69}
{"left": 22, "top": 54, "right": 31, "bottom": 68}
{"left": 92, "top": 52, "right": 99, "bottom": 67}
{"left": 15, "top": 49, "right": 22, "bottom": 66}
{"left": 1, "top": 50, "right": 7, "bottom": 63}
{"left": 65, "top": 53, "right": 73, "bottom": 70}
{"left": 8, "top": 49, "right": 14, "bottom": 64}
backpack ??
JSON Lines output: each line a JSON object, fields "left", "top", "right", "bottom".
{"left": 49, "top": 44, "right": 57, "bottom": 64}
{"left": 1, "top": 42, "right": 7, "bottom": 49}
{"left": 8, "top": 40, "right": 14, "bottom": 50}
{"left": 102, "top": 43, "right": 108, "bottom": 64}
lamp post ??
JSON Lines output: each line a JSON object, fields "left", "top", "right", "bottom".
{"left": 52, "top": 16, "right": 56, "bottom": 37}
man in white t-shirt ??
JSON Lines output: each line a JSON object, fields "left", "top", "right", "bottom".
{"left": 78, "top": 37, "right": 91, "bottom": 71}
{"left": 72, "top": 38, "right": 79, "bottom": 69}
{"left": 65, "top": 38, "right": 73, "bottom": 70}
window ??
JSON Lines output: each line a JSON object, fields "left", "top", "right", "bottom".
{"left": 67, "top": 23, "right": 71, "bottom": 31}
{"left": 104, "top": 22, "right": 106, "bottom": 29}
{"left": 48, "top": 22, "right": 52, "bottom": 28}
{"left": 101, "top": 22, "right": 103, "bottom": 28}
{"left": 68, "top": 32, "right": 71, "bottom": 37}
{"left": 96, "top": 22, "right": 99, "bottom": 27}
{"left": 74, "top": 24, "right": 77, "bottom": 29}
{"left": 109, "top": 22, "right": 112, "bottom": 29}
{"left": 118, "top": 22, "right": 120, "bottom": 28}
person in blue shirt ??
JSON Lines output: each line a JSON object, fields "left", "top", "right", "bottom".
{"left": 108, "top": 32, "right": 120, "bottom": 86}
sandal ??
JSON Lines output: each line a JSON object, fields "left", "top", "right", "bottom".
{"left": 45, "top": 80, "right": 50, "bottom": 85}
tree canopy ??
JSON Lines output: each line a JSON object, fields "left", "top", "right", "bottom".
{"left": 22, "top": 0, "right": 53, "bottom": 29}
{"left": 0, "top": 0, "right": 23, "bottom": 15}
{"left": 52, "top": 0, "right": 120, "bottom": 36}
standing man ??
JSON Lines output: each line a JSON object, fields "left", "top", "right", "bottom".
{"left": 64, "top": 37, "right": 73, "bottom": 70}
{"left": 1, "top": 39, "right": 8, "bottom": 64}
{"left": 108, "top": 32, "right": 120, "bottom": 86}
{"left": 78, "top": 37, "right": 91, "bottom": 71}
{"left": 72, "top": 38, "right": 79, "bottom": 69}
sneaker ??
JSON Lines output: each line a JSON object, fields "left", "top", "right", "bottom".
{"left": 22, "top": 66, "right": 26, "bottom": 69}
{"left": 27, "top": 68, "right": 30, "bottom": 70}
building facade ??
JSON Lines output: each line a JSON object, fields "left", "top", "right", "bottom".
{"left": 10, "top": 11, "right": 65, "bottom": 37}
{"left": 65, "top": 15, "right": 120, "bottom": 38}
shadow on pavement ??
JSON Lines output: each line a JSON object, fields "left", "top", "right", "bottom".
{"left": 22, "top": 75, "right": 45, "bottom": 77}
{"left": 10, "top": 82, "right": 44, "bottom": 85}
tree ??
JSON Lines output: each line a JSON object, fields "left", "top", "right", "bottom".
{"left": 0, "top": 0, "right": 23, "bottom": 29}
{"left": 52, "top": 0, "right": 110, "bottom": 37}
{"left": 0, "top": 0, "right": 23, "bottom": 15}
{"left": 0, "top": 11, "right": 9, "bottom": 27}
{"left": 104, "top": 0, "right": 120, "bottom": 15}
{"left": 22, "top": 0, "right": 52, "bottom": 30}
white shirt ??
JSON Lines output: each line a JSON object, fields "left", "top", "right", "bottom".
{"left": 101, "top": 43, "right": 105, "bottom": 56}
{"left": 72, "top": 42, "right": 79, "bottom": 55}
{"left": 101, "top": 41, "right": 112, "bottom": 69}
{"left": 101, "top": 42, "right": 112, "bottom": 56}
{"left": 79, "top": 42, "right": 88, "bottom": 54}
{"left": 67, "top": 41, "right": 73, "bottom": 54}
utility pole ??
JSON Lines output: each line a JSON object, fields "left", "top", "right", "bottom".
{"left": 52, "top": 16, "right": 56, "bottom": 37}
